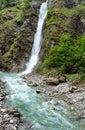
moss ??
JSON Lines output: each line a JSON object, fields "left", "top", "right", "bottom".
{"left": 41, "top": 2, "right": 85, "bottom": 76}
{"left": 0, "top": 0, "right": 37, "bottom": 71}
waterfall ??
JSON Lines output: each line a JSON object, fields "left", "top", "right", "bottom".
{"left": 18, "top": 0, "right": 48, "bottom": 75}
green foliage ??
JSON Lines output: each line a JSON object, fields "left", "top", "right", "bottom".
{"left": 20, "top": 0, "right": 30, "bottom": 10}
{"left": 66, "top": 73, "right": 85, "bottom": 82}
{"left": 42, "top": 34, "right": 85, "bottom": 74}
{"left": 0, "top": 0, "right": 11, "bottom": 8}
{"left": 0, "top": 0, "right": 32, "bottom": 71}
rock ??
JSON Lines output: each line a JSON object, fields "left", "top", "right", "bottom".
{"left": 45, "top": 77, "right": 59, "bottom": 86}
{"left": 4, "top": 124, "right": 17, "bottom": 130}
{"left": 7, "top": 108, "right": 19, "bottom": 115}
{"left": 77, "top": 116, "right": 85, "bottom": 120}
{"left": 73, "top": 99, "right": 77, "bottom": 103}
{"left": 3, "top": 113, "right": 9, "bottom": 119}
{"left": 0, "top": 96, "right": 5, "bottom": 101}
{"left": 13, "top": 112, "right": 21, "bottom": 117}
{"left": 69, "top": 86, "right": 77, "bottom": 93}
{"left": 36, "top": 90, "right": 42, "bottom": 94}
{"left": 32, "top": 83, "right": 38, "bottom": 87}
{"left": 54, "top": 102, "right": 59, "bottom": 106}
{"left": 7, "top": 108, "right": 21, "bottom": 117}
{"left": 13, "top": 117, "right": 19, "bottom": 125}
{"left": 69, "top": 87, "right": 74, "bottom": 93}
{"left": 0, "top": 117, "right": 3, "bottom": 124}
{"left": 48, "top": 106, "right": 56, "bottom": 110}
{"left": 58, "top": 76, "right": 66, "bottom": 83}
{"left": 10, "top": 119, "right": 14, "bottom": 124}
{"left": 10, "top": 117, "right": 19, "bottom": 125}
{"left": 71, "top": 107, "right": 74, "bottom": 110}
{"left": 0, "top": 109, "right": 7, "bottom": 113}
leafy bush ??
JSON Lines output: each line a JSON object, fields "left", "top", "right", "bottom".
{"left": 42, "top": 34, "right": 85, "bottom": 73}
{"left": 0, "top": 0, "right": 11, "bottom": 8}
{"left": 20, "top": 0, "right": 30, "bottom": 10}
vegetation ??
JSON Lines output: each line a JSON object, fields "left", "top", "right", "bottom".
{"left": 0, "top": 0, "right": 37, "bottom": 71}
{"left": 66, "top": 73, "right": 85, "bottom": 83}
{"left": 39, "top": 2, "right": 85, "bottom": 79}
{"left": 0, "top": 0, "right": 12, "bottom": 8}
{"left": 41, "top": 34, "right": 85, "bottom": 74}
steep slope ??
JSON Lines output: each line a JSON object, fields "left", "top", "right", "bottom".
{"left": 0, "top": 0, "right": 42, "bottom": 72}
{"left": 40, "top": 0, "right": 85, "bottom": 74}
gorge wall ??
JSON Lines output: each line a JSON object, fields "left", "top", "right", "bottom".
{"left": 0, "top": 0, "right": 43, "bottom": 72}
{"left": 40, "top": 0, "right": 85, "bottom": 74}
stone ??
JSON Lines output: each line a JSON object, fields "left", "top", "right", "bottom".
{"left": 48, "top": 106, "right": 56, "bottom": 110}
{"left": 58, "top": 76, "right": 66, "bottom": 83}
{"left": 3, "top": 114, "right": 9, "bottom": 119}
{"left": 10, "top": 117, "right": 19, "bottom": 125}
{"left": 4, "top": 124, "right": 17, "bottom": 130}
{"left": 13, "top": 112, "right": 21, "bottom": 117}
{"left": 0, "top": 96, "right": 4, "bottom": 101}
{"left": 69, "top": 86, "right": 77, "bottom": 93}
{"left": 10, "top": 119, "right": 14, "bottom": 124}
{"left": 0, "top": 117, "right": 3, "bottom": 124}
{"left": 71, "top": 107, "right": 74, "bottom": 110}
{"left": 32, "top": 83, "right": 38, "bottom": 87}
{"left": 7, "top": 108, "right": 19, "bottom": 115}
{"left": 36, "top": 90, "right": 42, "bottom": 94}
{"left": 77, "top": 116, "right": 85, "bottom": 120}
{"left": 0, "top": 109, "right": 7, "bottom": 113}
{"left": 46, "top": 77, "right": 59, "bottom": 86}
{"left": 69, "top": 87, "right": 74, "bottom": 93}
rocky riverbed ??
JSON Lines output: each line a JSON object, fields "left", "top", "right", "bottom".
{"left": 0, "top": 73, "right": 85, "bottom": 129}
{"left": 0, "top": 80, "right": 33, "bottom": 130}
{"left": 23, "top": 73, "right": 85, "bottom": 121}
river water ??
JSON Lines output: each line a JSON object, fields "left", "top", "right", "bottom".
{"left": 0, "top": 1, "right": 84, "bottom": 130}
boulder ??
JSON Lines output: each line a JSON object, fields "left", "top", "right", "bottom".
{"left": 0, "top": 96, "right": 5, "bottom": 101}
{"left": 58, "top": 76, "right": 66, "bottom": 83}
{"left": 45, "top": 77, "right": 59, "bottom": 86}
{"left": 36, "top": 90, "right": 42, "bottom": 94}
{"left": 7, "top": 108, "right": 21, "bottom": 117}
{"left": 4, "top": 124, "right": 17, "bottom": 130}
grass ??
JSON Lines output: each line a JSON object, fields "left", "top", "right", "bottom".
{"left": 66, "top": 73, "right": 85, "bottom": 83}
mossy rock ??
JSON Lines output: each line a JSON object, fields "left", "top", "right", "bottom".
{"left": 40, "top": 0, "right": 85, "bottom": 75}
{"left": 0, "top": 0, "right": 41, "bottom": 71}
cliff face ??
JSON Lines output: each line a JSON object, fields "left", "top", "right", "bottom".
{"left": 40, "top": 0, "right": 85, "bottom": 74}
{"left": 0, "top": 0, "right": 42, "bottom": 72}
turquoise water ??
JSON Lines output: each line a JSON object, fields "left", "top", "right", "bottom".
{"left": 0, "top": 72, "right": 84, "bottom": 130}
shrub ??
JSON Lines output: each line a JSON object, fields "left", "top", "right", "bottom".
{"left": 42, "top": 34, "right": 85, "bottom": 74}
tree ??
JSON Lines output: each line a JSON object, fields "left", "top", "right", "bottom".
{"left": 42, "top": 34, "right": 85, "bottom": 73}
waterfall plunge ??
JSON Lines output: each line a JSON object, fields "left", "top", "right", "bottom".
{"left": 18, "top": 1, "right": 48, "bottom": 76}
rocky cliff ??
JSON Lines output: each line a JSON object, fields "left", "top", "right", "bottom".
{"left": 0, "top": 0, "right": 42, "bottom": 72}
{"left": 40, "top": 0, "right": 85, "bottom": 74}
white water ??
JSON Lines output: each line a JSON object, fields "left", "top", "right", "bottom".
{"left": 18, "top": 1, "right": 48, "bottom": 75}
